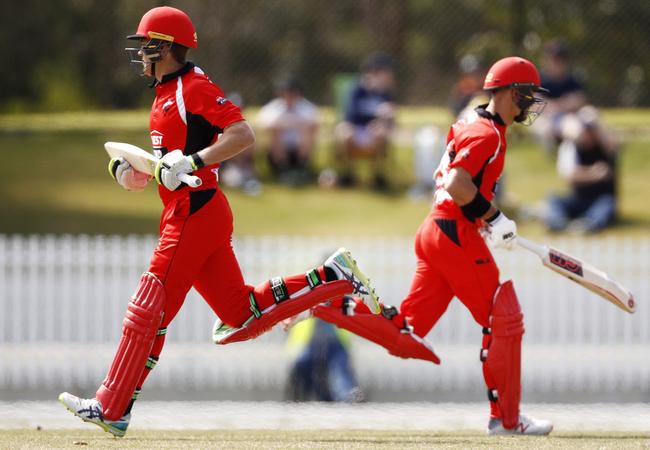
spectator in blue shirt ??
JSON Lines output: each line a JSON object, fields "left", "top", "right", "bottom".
{"left": 333, "top": 53, "right": 397, "bottom": 190}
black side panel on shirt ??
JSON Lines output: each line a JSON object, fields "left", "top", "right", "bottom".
{"left": 185, "top": 111, "right": 223, "bottom": 155}
{"left": 460, "top": 158, "right": 492, "bottom": 222}
{"left": 434, "top": 218, "right": 460, "bottom": 246}
{"left": 189, "top": 188, "right": 216, "bottom": 215}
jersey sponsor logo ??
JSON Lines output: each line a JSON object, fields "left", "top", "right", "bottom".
{"left": 215, "top": 96, "right": 229, "bottom": 105}
{"left": 150, "top": 130, "right": 164, "bottom": 148}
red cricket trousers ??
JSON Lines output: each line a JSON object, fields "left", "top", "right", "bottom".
{"left": 139, "top": 187, "right": 326, "bottom": 386}
{"left": 400, "top": 213, "right": 503, "bottom": 417}
{"left": 401, "top": 213, "right": 500, "bottom": 334}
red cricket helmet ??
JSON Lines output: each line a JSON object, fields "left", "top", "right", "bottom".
{"left": 483, "top": 56, "right": 548, "bottom": 93}
{"left": 127, "top": 6, "right": 198, "bottom": 49}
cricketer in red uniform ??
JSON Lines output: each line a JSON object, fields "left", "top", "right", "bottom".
{"left": 58, "top": 6, "right": 379, "bottom": 438}
{"left": 314, "top": 57, "right": 555, "bottom": 435}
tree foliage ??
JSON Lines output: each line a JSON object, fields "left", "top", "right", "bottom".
{"left": 1, "top": 0, "right": 648, "bottom": 111}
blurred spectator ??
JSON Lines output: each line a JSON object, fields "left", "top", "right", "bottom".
{"left": 257, "top": 77, "right": 319, "bottom": 186}
{"left": 409, "top": 55, "right": 488, "bottom": 200}
{"left": 219, "top": 91, "right": 263, "bottom": 196}
{"left": 545, "top": 106, "right": 619, "bottom": 233}
{"left": 408, "top": 126, "right": 444, "bottom": 200}
{"left": 533, "top": 40, "right": 588, "bottom": 153}
{"left": 285, "top": 315, "right": 363, "bottom": 402}
{"left": 448, "top": 54, "right": 488, "bottom": 118}
{"left": 333, "top": 52, "right": 397, "bottom": 190}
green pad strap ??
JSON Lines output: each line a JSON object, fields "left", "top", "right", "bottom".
{"left": 269, "top": 277, "right": 290, "bottom": 303}
{"left": 249, "top": 292, "right": 262, "bottom": 319}
{"left": 145, "top": 356, "right": 158, "bottom": 370}
{"left": 305, "top": 269, "right": 322, "bottom": 289}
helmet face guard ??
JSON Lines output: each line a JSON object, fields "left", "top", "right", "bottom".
{"left": 513, "top": 86, "right": 547, "bottom": 125}
{"left": 125, "top": 39, "right": 169, "bottom": 76}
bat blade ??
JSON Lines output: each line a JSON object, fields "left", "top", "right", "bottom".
{"left": 104, "top": 142, "right": 158, "bottom": 176}
{"left": 517, "top": 237, "right": 635, "bottom": 314}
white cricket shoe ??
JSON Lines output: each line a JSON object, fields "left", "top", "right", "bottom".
{"left": 58, "top": 392, "right": 130, "bottom": 438}
{"left": 487, "top": 414, "right": 553, "bottom": 436}
{"left": 324, "top": 248, "right": 380, "bottom": 314}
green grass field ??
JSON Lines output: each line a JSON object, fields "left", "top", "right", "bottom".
{"left": 2, "top": 430, "right": 649, "bottom": 449}
{"left": 0, "top": 109, "right": 648, "bottom": 236}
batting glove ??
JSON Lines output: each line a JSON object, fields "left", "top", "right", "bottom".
{"left": 154, "top": 150, "right": 203, "bottom": 191}
{"left": 108, "top": 157, "right": 150, "bottom": 192}
{"left": 486, "top": 211, "right": 517, "bottom": 250}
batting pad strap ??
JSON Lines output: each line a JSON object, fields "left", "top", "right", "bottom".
{"left": 305, "top": 269, "right": 322, "bottom": 289}
{"left": 249, "top": 292, "right": 262, "bottom": 319}
{"left": 145, "top": 356, "right": 159, "bottom": 370}
{"left": 269, "top": 277, "right": 290, "bottom": 303}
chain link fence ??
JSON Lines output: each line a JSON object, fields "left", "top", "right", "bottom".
{"left": 2, "top": 0, "right": 650, "bottom": 111}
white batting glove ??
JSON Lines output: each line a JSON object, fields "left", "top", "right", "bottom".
{"left": 486, "top": 211, "right": 517, "bottom": 250}
{"left": 108, "top": 157, "right": 150, "bottom": 192}
{"left": 154, "top": 150, "right": 200, "bottom": 191}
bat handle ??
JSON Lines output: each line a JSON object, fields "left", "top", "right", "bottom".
{"left": 177, "top": 172, "right": 203, "bottom": 188}
{"left": 516, "top": 236, "right": 548, "bottom": 259}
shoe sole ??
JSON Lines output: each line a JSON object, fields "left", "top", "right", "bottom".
{"left": 58, "top": 393, "right": 126, "bottom": 438}
{"left": 335, "top": 248, "right": 381, "bottom": 314}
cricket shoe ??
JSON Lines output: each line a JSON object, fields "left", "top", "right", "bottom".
{"left": 324, "top": 248, "right": 380, "bottom": 314}
{"left": 487, "top": 414, "right": 553, "bottom": 436}
{"left": 58, "top": 392, "right": 130, "bottom": 438}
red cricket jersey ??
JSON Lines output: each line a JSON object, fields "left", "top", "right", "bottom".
{"left": 432, "top": 107, "right": 508, "bottom": 224}
{"left": 149, "top": 62, "right": 244, "bottom": 205}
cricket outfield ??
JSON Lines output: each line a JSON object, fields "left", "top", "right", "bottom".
{"left": 1, "top": 402, "right": 649, "bottom": 449}
{"left": 2, "top": 429, "right": 650, "bottom": 449}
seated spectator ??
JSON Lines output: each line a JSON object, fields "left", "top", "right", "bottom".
{"left": 533, "top": 40, "right": 588, "bottom": 154}
{"left": 219, "top": 91, "right": 263, "bottom": 196}
{"left": 257, "top": 77, "right": 319, "bottom": 185}
{"left": 334, "top": 53, "right": 397, "bottom": 190}
{"left": 545, "top": 106, "right": 619, "bottom": 233}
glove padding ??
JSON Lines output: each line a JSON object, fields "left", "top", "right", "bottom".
{"left": 155, "top": 149, "right": 198, "bottom": 191}
{"left": 486, "top": 211, "right": 517, "bottom": 250}
{"left": 108, "top": 157, "right": 150, "bottom": 192}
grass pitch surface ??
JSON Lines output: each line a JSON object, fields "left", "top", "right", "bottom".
{"left": 2, "top": 430, "right": 649, "bottom": 449}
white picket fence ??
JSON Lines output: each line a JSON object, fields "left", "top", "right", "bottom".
{"left": 1, "top": 234, "right": 648, "bottom": 400}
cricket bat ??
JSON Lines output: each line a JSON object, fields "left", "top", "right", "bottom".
{"left": 517, "top": 236, "right": 635, "bottom": 313}
{"left": 104, "top": 142, "right": 202, "bottom": 188}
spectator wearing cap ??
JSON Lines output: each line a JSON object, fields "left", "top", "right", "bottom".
{"left": 533, "top": 40, "right": 588, "bottom": 153}
{"left": 449, "top": 54, "right": 488, "bottom": 119}
{"left": 333, "top": 53, "right": 397, "bottom": 190}
{"left": 256, "top": 77, "right": 319, "bottom": 185}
